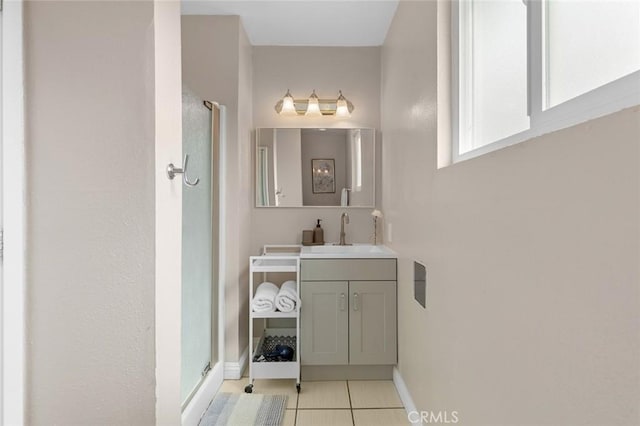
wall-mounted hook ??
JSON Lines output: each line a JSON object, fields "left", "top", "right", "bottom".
{"left": 167, "top": 154, "right": 200, "bottom": 187}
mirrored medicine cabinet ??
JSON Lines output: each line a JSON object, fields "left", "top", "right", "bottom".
{"left": 255, "top": 128, "right": 375, "bottom": 208}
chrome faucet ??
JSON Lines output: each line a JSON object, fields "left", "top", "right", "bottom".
{"left": 338, "top": 212, "right": 350, "bottom": 245}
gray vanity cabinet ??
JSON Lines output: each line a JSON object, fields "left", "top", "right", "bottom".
{"left": 300, "top": 281, "right": 349, "bottom": 365}
{"left": 300, "top": 259, "right": 397, "bottom": 366}
{"left": 349, "top": 281, "right": 397, "bottom": 365}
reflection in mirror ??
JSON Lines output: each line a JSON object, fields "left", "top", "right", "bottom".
{"left": 256, "top": 128, "right": 375, "bottom": 208}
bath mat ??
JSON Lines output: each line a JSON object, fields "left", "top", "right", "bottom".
{"left": 199, "top": 392, "right": 288, "bottom": 426}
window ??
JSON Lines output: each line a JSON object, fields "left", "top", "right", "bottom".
{"left": 453, "top": 0, "right": 640, "bottom": 162}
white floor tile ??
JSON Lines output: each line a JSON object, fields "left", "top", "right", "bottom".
{"left": 296, "top": 409, "right": 353, "bottom": 426}
{"left": 297, "top": 381, "right": 350, "bottom": 409}
{"left": 348, "top": 380, "right": 403, "bottom": 409}
{"left": 353, "top": 409, "right": 409, "bottom": 425}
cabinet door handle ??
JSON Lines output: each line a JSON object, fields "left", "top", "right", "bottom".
{"left": 353, "top": 292, "right": 359, "bottom": 311}
{"left": 340, "top": 293, "right": 346, "bottom": 311}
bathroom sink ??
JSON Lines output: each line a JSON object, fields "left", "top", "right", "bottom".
{"left": 300, "top": 244, "right": 396, "bottom": 258}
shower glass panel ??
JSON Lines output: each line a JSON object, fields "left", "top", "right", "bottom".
{"left": 181, "top": 87, "right": 215, "bottom": 404}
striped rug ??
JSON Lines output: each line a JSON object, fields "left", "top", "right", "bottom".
{"left": 199, "top": 393, "right": 288, "bottom": 426}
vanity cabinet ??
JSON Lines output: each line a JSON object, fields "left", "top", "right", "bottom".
{"left": 300, "top": 259, "right": 397, "bottom": 366}
{"left": 300, "top": 281, "right": 349, "bottom": 365}
{"left": 349, "top": 281, "right": 397, "bottom": 365}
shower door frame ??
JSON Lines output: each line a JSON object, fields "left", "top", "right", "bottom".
{"left": 180, "top": 102, "right": 227, "bottom": 426}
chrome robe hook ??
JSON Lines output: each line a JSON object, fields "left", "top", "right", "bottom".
{"left": 167, "top": 154, "right": 200, "bottom": 187}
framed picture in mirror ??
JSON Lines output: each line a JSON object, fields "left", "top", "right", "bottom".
{"left": 311, "top": 159, "right": 335, "bottom": 193}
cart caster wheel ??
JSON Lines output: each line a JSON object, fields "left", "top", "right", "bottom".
{"left": 296, "top": 384, "right": 301, "bottom": 393}
{"left": 244, "top": 385, "right": 253, "bottom": 393}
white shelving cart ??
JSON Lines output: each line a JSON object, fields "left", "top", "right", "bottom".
{"left": 245, "top": 254, "right": 301, "bottom": 393}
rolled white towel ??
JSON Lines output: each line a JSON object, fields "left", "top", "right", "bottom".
{"left": 275, "top": 280, "right": 299, "bottom": 313}
{"left": 251, "top": 282, "right": 279, "bottom": 313}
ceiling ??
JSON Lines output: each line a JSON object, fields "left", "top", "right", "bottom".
{"left": 181, "top": 1, "right": 400, "bottom": 46}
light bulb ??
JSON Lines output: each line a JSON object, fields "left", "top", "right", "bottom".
{"left": 305, "top": 90, "right": 322, "bottom": 117}
{"left": 335, "top": 90, "right": 351, "bottom": 118}
{"left": 279, "top": 90, "right": 297, "bottom": 116}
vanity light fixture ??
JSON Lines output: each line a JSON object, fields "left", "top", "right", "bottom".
{"left": 274, "top": 90, "right": 355, "bottom": 117}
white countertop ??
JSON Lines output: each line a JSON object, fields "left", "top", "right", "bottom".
{"left": 300, "top": 243, "right": 397, "bottom": 259}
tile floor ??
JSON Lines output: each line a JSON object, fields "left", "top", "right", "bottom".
{"left": 217, "top": 378, "right": 409, "bottom": 425}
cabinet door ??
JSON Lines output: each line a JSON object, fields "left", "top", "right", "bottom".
{"left": 349, "top": 281, "right": 397, "bottom": 365}
{"left": 301, "top": 281, "right": 349, "bottom": 365}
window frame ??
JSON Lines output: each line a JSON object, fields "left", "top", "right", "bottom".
{"left": 452, "top": 0, "right": 640, "bottom": 164}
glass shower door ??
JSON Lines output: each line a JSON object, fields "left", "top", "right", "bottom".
{"left": 181, "top": 87, "right": 216, "bottom": 404}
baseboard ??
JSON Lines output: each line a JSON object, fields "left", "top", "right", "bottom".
{"left": 224, "top": 344, "right": 249, "bottom": 380}
{"left": 302, "top": 365, "right": 393, "bottom": 381}
{"left": 393, "top": 366, "right": 421, "bottom": 425}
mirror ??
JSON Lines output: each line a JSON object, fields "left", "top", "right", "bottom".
{"left": 256, "top": 128, "right": 375, "bottom": 208}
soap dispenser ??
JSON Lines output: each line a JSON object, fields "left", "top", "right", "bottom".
{"left": 313, "top": 219, "right": 324, "bottom": 245}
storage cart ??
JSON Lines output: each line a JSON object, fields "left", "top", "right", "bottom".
{"left": 245, "top": 254, "right": 301, "bottom": 393}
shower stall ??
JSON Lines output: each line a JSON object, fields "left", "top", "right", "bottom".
{"left": 180, "top": 86, "right": 225, "bottom": 422}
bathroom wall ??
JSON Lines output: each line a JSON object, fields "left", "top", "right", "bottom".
{"left": 251, "top": 47, "right": 382, "bottom": 254}
{"left": 24, "top": 2, "right": 157, "bottom": 424}
{"left": 382, "top": 2, "right": 640, "bottom": 425}
{"left": 237, "top": 21, "right": 254, "bottom": 368}
{"left": 155, "top": 1, "right": 183, "bottom": 422}
{"left": 181, "top": 15, "right": 253, "bottom": 363}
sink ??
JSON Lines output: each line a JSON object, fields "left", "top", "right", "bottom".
{"left": 300, "top": 244, "right": 396, "bottom": 258}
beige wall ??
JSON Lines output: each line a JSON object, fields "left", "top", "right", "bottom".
{"left": 181, "top": 15, "right": 253, "bottom": 362}
{"left": 382, "top": 2, "right": 640, "bottom": 425}
{"left": 237, "top": 21, "right": 254, "bottom": 363}
{"left": 25, "top": 2, "right": 156, "bottom": 424}
{"left": 251, "top": 47, "right": 382, "bottom": 253}
{"left": 154, "top": 1, "right": 183, "bottom": 423}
